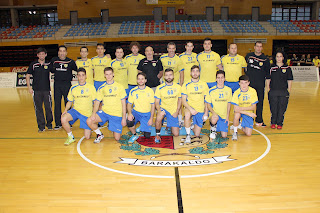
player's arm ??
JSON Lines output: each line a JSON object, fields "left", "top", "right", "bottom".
{"left": 127, "top": 102, "right": 134, "bottom": 121}
{"left": 217, "top": 63, "right": 223, "bottom": 71}
{"left": 172, "top": 97, "right": 182, "bottom": 118}
{"left": 121, "top": 99, "right": 127, "bottom": 126}
{"left": 207, "top": 103, "right": 216, "bottom": 116}
{"left": 90, "top": 100, "right": 101, "bottom": 121}
{"left": 266, "top": 79, "right": 271, "bottom": 92}
{"left": 179, "top": 70, "right": 184, "bottom": 85}
{"left": 62, "top": 101, "right": 73, "bottom": 115}
{"left": 226, "top": 102, "right": 231, "bottom": 123}
{"left": 288, "top": 80, "right": 292, "bottom": 93}
{"left": 148, "top": 103, "right": 155, "bottom": 126}
{"left": 234, "top": 104, "right": 256, "bottom": 118}
{"left": 157, "top": 60, "right": 164, "bottom": 79}
{"left": 26, "top": 74, "right": 33, "bottom": 94}
{"left": 203, "top": 102, "right": 208, "bottom": 121}
{"left": 182, "top": 94, "right": 197, "bottom": 115}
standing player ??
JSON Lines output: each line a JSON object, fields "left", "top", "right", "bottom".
{"left": 26, "top": 47, "right": 53, "bottom": 132}
{"left": 91, "top": 43, "right": 111, "bottom": 90}
{"left": 61, "top": 68, "right": 96, "bottom": 145}
{"left": 181, "top": 65, "right": 209, "bottom": 144}
{"left": 231, "top": 75, "right": 258, "bottom": 141}
{"left": 127, "top": 73, "right": 155, "bottom": 142}
{"left": 245, "top": 41, "right": 270, "bottom": 127}
{"left": 125, "top": 41, "right": 145, "bottom": 93}
{"left": 87, "top": 67, "right": 127, "bottom": 143}
{"left": 154, "top": 69, "right": 182, "bottom": 143}
{"left": 50, "top": 45, "right": 77, "bottom": 130}
{"left": 197, "top": 38, "right": 223, "bottom": 88}
{"left": 76, "top": 46, "right": 94, "bottom": 85}
{"left": 221, "top": 43, "right": 247, "bottom": 93}
{"left": 109, "top": 46, "right": 130, "bottom": 96}
{"left": 179, "top": 41, "right": 199, "bottom": 83}
{"left": 206, "top": 70, "right": 232, "bottom": 139}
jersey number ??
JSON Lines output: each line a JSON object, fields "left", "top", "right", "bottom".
{"left": 194, "top": 86, "right": 198, "bottom": 91}
{"left": 207, "top": 55, "right": 210, "bottom": 59}
{"left": 167, "top": 90, "right": 174, "bottom": 95}
{"left": 109, "top": 89, "right": 112, "bottom": 93}
{"left": 136, "top": 94, "right": 138, "bottom": 99}
{"left": 219, "top": 93, "right": 224, "bottom": 98}
{"left": 188, "top": 57, "right": 192, "bottom": 61}
{"left": 243, "top": 96, "right": 248, "bottom": 101}
{"left": 168, "top": 61, "right": 171, "bottom": 65}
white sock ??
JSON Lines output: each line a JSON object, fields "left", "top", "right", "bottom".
{"left": 94, "top": 129, "right": 102, "bottom": 135}
{"left": 234, "top": 126, "right": 238, "bottom": 133}
{"left": 210, "top": 125, "right": 216, "bottom": 132}
{"left": 178, "top": 115, "right": 183, "bottom": 122}
{"left": 186, "top": 127, "right": 191, "bottom": 135}
{"left": 67, "top": 132, "right": 74, "bottom": 138}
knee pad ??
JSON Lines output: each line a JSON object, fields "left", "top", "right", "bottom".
{"left": 126, "top": 118, "right": 135, "bottom": 127}
{"left": 144, "top": 132, "right": 151, "bottom": 138}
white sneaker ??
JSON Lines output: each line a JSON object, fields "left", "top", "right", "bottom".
{"left": 185, "top": 134, "right": 191, "bottom": 144}
{"left": 232, "top": 132, "right": 238, "bottom": 141}
{"left": 94, "top": 134, "right": 104, "bottom": 143}
{"left": 210, "top": 131, "right": 216, "bottom": 139}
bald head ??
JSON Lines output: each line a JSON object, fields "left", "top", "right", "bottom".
{"left": 145, "top": 46, "right": 154, "bottom": 59}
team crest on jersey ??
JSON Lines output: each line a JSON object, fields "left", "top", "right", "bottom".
{"left": 64, "top": 64, "right": 68, "bottom": 68}
{"left": 249, "top": 59, "right": 254, "bottom": 63}
{"left": 282, "top": 69, "right": 287, "bottom": 73}
{"left": 44, "top": 66, "right": 48, "bottom": 69}
{"left": 259, "top": 62, "right": 263, "bottom": 66}
{"left": 152, "top": 63, "right": 156, "bottom": 67}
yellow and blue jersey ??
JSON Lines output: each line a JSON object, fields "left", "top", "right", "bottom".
{"left": 231, "top": 87, "right": 258, "bottom": 113}
{"left": 179, "top": 52, "right": 199, "bottom": 83}
{"left": 91, "top": 55, "right": 111, "bottom": 81}
{"left": 125, "top": 53, "right": 145, "bottom": 85}
{"left": 196, "top": 51, "right": 221, "bottom": 83}
{"left": 108, "top": 59, "right": 129, "bottom": 89}
{"left": 67, "top": 83, "right": 96, "bottom": 117}
{"left": 154, "top": 83, "right": 181, "bottom": 115}
{"left": 96, "top": 81, "right": 127, "bottom": 117}
{"left": 221, "top": 54, "right": 247, "bottom": 82}
{"left": 128, "top": 86, "right": 154, "bottom": 113}
{"left": 76, "top": 59, "right": 94, "bottom": 85}
{"left": 206, "top": 85, "right": 232, "bottom": 119}
{"left": 181, "top": 79, "right": 209, "bottom": 113}
{"left": 160, "top": 54, "right": 183, "bottom": 84}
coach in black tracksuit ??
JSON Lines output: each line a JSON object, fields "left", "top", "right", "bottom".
{"left": 26, "top": 47, "right": 53, "bottom": 132}
{"left": 245, "top": 41, "right": 271, "bottom": 127}
{"left": 266, "top": 51, "right": 293, "bottom": 129}
{"left": 50, "top": 45, "right": 77, "bottom": 129}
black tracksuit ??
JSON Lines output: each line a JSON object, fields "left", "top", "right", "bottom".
{"left": 245, "top": 52, "right": 271, "bottom": 123}
{"left": 267, "top": 65, "right": 293, "bottom": 126}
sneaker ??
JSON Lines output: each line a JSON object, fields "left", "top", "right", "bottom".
{"left": 232, "top": 132, "right": 238, "bottom": 141}
{"left": 38, "top": 129, "right": 45, "bottom": 133}
{"left": 64, "top": 136, "right": 75, "bottom": 146}
{"left": 255, "top": 122, "right": 267, "bottom": 127}
{"left": 47, "top": 126, "right": 53, "bottom": 130}
{"left": 54, "top": 125, "right": 62, "bottom": 130}
{"left": 185, "top": 134, "right": 191, "bottom": 144}
{"left": 94, "top": 134, "right": 104, "bottom": 143}
{"left": 270, "top": 124, "right": 276, "bottom": 129}
{"left": 277, "top": 125, "right": 282, "bottom": 130}
{"left": 154, "top": 135, "right": 161, "bottom": 143}
{"left": 128, "top": 134, "right": 139, "bottom": 143}
{"left": 136, "top": 126, "right": 141, "bottom": 133}
{"left": 210, "top": 131, "right": 216, "bottom": 139}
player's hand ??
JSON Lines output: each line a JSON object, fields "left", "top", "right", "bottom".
{"left": 202, "top": 114, "right": 208, "bottom": 122}
{"left": 157, "top": 73, "right": 161, "bottom": 79}
{"left": 190, "top": 108, "right": 198, "bottom": 116}
{"left": 62, "top": 110, "right": 68, "bottom": 116}
{"left": 147, "top": 118, "right": 153, "bottom": 126}
{"left": 106, "top": 54, "right": 111, "bottom": 58}
{"left": 127, "top": 113, "right": 134, "bottom": 121}
{"left": 28, "top": 88, "right": 34, "bottom": 94}
{"left": 247, "top": 112, "right": 257, "bottom": 118}
{"left": 225, "top": 118, "right": 229, "bottom": 126}
{"left": 234, "top": 106, "right": 241, "bottom": 113}
{"left": 90, "top": 114, "right": 96, "bottom": 121}
{"left": 172, "top": 112, "right": 178, "bottom": 118}
{"left": 121, "top": 118, "right": 126, "bottom": 127}
{"left": 160, "top": 109, "right": 166, "bottom": 117}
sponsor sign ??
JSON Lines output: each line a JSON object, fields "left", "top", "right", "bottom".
{"left": 291, "top": 66, "right": 319, "bottom": 81}
{"left": 0, "top": 73, "right": 17, "bottom": 88}
{"left": 16, "top": 72, "right": 32, "bottom": 87}
{"left": 10, "top": 66, "right": 28, "bottom": 73}
{"left": 146, "top": 0, "right": 185, "bottom": 4}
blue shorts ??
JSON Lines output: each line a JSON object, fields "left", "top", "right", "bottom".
{"left": 216, "top": 116, "right": 228, "bottom": 133}
{"left": 207, "top": 82, "right": 217, "bottom": 89}
{"left": 241, "top": 114, "right": 254, "bottom": 129}
{"left": 132, "top": 109, "right": 151, "bottom": 133}
{"left": 192, "top": 112, "right": 205, "bottom": 128}
{"left": 97, "top": 111, "right": 123, "bottom": 133}
{"left": 68, "top": 108, "right": 90, "bottom": 130}
{"left": 94, "top": 81, "right": 105, "bottom": 91}
{"left": 162, "top": 108, "right": 179, "bottom": 128}
{"left": 225, "top": 81, "right": 240, "bottom": 93}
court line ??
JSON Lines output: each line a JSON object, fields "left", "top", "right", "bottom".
{"left": 175, "top": 167, "right": 184, "bottom": 213}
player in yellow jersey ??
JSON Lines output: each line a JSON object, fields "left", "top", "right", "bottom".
{"left": 91, "top": 43, "right": 111, "bottom": 90}
{"left": 154, "top": 69, "right": 182, "bottom": 143}
{"left": 76, "top": 46, "right": 94, "bottom": 85}
{"left": 231, "top": 75, "right": 258, "bottom": 141}
{"left": 197, "top": 38, "right": 223, "bottom": 88}
{"left": 179, "top": 41, "right": 199, "bottom": 83}
{"left": 313, "top": 56, "right": 320, "bottom": 67}
{"left": 160, "top": 42, "right": 184, "bottom": 85}
{"left": 108, "top": 46, "right": 130, "bottom": 96}
{"left": 125, "top": 41, "right": 145, "bottom": 92}
{"left": 87, "top": 67, "right": 127, "bottom": 143}
{"left": 221, "top": 43, "right": 247, "bottom": 93}
{"left": 61, "top": 68, "right": 96, "bottom": 145}
{"left": 206, "top": 70, "right": 232, "bottom": 139}
{"left": 181, "top": 65, "right": 209, "bottom": 145}
{"left": 127, "top": 73, "right": 155, "bottom": 143}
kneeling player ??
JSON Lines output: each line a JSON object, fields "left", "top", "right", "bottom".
{"left": 127, "top": 73, "right": 155, "bottom": 142}
{"left": 61, "top": 68, "right": 96, "bottom": 145}
{"left": 231, "top": 75, "right": 258, "bottom": 140}
{"left": 206, "top": 70, "right": 232, "bottom": 139}
{"left": 181, "top": 65, "right": 209, "bottom": 144}
{"left": 154, "top": 69, "right": 182, "bottom": 143}
{"left": 87, "top": 67, "right": 127, "bottom": 143}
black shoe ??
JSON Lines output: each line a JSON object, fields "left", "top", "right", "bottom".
{"left": 38, "top": 129, "right": 45, "bottom": 133}
{"left": 98, "top": 123, "right": 101, "bottom": 127}
{"left": 54, "top": 125, "right": 62, "bottom": 130}
{"left": 47, "top": 126, "right": 53, "bottom": 130}
{"left": 261, "top": 123, "right": 267, "bottom": 127}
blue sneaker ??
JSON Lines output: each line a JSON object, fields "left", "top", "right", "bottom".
{"left": 128, "top": 134, "right": 139, "bottom": 143}
{"left": 136, "top": 126, "right": 141, "bottom": 133}
{"left": 154, "top": 135, "right": 161, "bottom": 143}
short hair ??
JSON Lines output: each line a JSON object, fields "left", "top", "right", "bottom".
{"left": 191, "top": 65, "right": 200, "bottom": 71}
{"left": 228, "top": 43, "right": 237, "bottom": 49}
{"left": 255, "top": 41, "right": 263, "bottom": 46}
{"left": 167, "top": 42, "right": 176, "bottom": 48}
{"left": 129, "top": 41, "right": 141, "bottom": 51}
{"left": 104, "top": 67, "right": 114, "bottom": 73}
{"left": 37, "top": 47, "right": 47, "bottom": 54}
{"left": 204, "top": 37, "right": 211, "bottom": 43}
{"left": 115, "top": 46, "right": 123, "bottom": 51}
{"left": 216, "top": 70, "right": 225, "bottom": 77}
{"left": 97, "top": 43, "right": 105, "bottom": 48}
{"left": 80, "top": 46, "right": 88, "bottom": 52}
{"left": 185, "top": 41, "right": 193, "bottom": 45}
{"left": 77, "top": 67, "right": 86, "bottom": 74}
{"left": 137, "top": 72, "right": 146, "bottom": 79}
{"left": 239, "top": 75, "right": 250, "bottom": 82}
{"left": 58, "top": 45, "right": 67, "bottom": 51}
{"left": 164, "top": 68, "right": 174, "bottom": 73}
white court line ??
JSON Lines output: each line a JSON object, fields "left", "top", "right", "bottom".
{"left": 77, "top": 128, "right": 271, "bottom": 179}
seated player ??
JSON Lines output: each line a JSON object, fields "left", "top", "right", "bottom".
{"left": 87, "top": 67, "right": 127, "bottom": 143}
{"left": 206, "top": 70, "right": 232, "bottom": 139}
{"left": 61, "top": 68, "right": 96, "bottom": 145}
{"left": 154, "top": 69, "right": 182, "bottom": 143}
{"left": 127, "top": 73, "right": 155, "bottom": 143}
{"left": 231, "top": 75, "right": 258, "bottom": 141}
{"left": 181, "top": 65, "right": 209, "bottom": 145}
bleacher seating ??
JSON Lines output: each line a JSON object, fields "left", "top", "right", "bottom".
{"left": 291, "top": 20, "right": 320, "bottom": 33}
{"left": 118, "top": 20, "right": 213, "bottom": 35}
{"left": 220, "top": 20, "right": 267, "bottom": 33}
{"left": 64, "top": 22, "right": 111, "bottom": 37}
{"left": 0, "top": 25, "right": 61, "bottom": 39}
{"left": 268, "top": 20, "right": 301, "bottom": 33}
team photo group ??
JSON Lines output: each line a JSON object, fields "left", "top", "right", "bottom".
{"left": 26, "top": 38, "right": 293, "bottom": 146}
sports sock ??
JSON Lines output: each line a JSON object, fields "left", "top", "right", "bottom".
{"left": 67, "top": 132, "right": 74, "bottom": 138}
{"left": 178, "top": 115, "right": 183, "bottom": 122}
{"left": 185, "top": 127, "right": 191, "bottom": 135}
{"left": 94, "top": 129, "right": 102, "bottom": 135}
